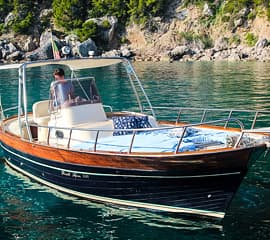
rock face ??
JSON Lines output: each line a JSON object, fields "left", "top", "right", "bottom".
{"left": 85, "top": 16, "right": 118, "bottom": 47}
{"left": 214, "top": 37, "right": 228, "bottom": 52}
{"left": 169, "top": 46, "right": 191, "bottom": 60}
{"left": 23, "top": 37, "right": 38, "bottom": 52}
{"left": 39, "top": 29, "right": 54, "bottom": 48}
{"left": 203, "top": 3, "right": 213, "bottom": 17}
{"left": 255, "top": 39, "right": 268, "bottom": 50}
{"left": 26, "top": 30, "right": 62, "bottom": 60}
{"left": 175, "top": 9, "right": 188, "bottom": 20}
{"left": 78, "top": 38, "right": 97, "bottom": 57}
{"left": 6, "top": 51, "right": 24, "bottom": 61}
{"left": 39, "top": 9, "right": 53, "bottom": 22}
{"left": 4, "top": 12, "right": 15, "bottom": 27}
{"left": 120, "top": 45, "right": 132, "bottom": 58}
{"left": 0, "top": 40, "right": 23, "bottom": 62}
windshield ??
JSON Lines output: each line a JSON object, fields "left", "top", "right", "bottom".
{"left": 49, "top": 77, "right": 101, "bottom": 111}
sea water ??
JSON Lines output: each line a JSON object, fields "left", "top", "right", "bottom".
{"left": 0, "top": 61, "right": 270, "bottom": 239}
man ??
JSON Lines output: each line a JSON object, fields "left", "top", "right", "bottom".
{"left": 51, "top": 68, "right": 74, "bottom": 109}
{"left": 53, "top": 68, "right": 65, "bottom": 81}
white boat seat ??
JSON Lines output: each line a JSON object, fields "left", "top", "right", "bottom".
{"left": 32, "top": 100, "right": 51, "bottom": 142}
{"left": 32, "top": 100, "right": 50, "bottom": 124}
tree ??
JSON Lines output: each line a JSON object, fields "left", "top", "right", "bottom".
{"left": 89, "top": 0, "right": 129, "bottom": 20}
{"left": 128, "top": 0, "right": 166, "bottom": 22}
{"left": 53, "top": 0, "right": 89, "bottom": 30}
{"left": 76, "top": 20, "right": 98, "bottom": 41}
{"left": 11, "top": 0, "right": 35, "bottom": 34}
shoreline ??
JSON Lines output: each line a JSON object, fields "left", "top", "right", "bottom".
{"left": 1, "top": 34, "right": 270, "bottom": 64}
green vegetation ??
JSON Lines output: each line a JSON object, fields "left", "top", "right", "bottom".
{"left": 12, "top": 12, "right": 34, "bottom": 34}
{"left": 128, "top": 0, "right": 166, "bottom": 23}
{"left": 178, "top": 31, "right": 213, "bottom": 49}
{"left": 0, "top": 0, "right": 166, "bottom": 37}
{"left": 267, "top": 7, "right": 270, "bottom": 20}
{"left": 101, "top": 20, "right": 111, "bottom": 29}
{"left": 247, "top": 10, "right": 256, "bottom": 20}
{"left": 76, "top": 20, "right": 98, "bottom": 42}
{"left": 52, "top": 0, "right": 88, "bottom": 31}
{"left": 245, "top": 32, "right": 258, "bottom": 46}
{"left": 0, "top": 0, "right": 270, "bottom": 41}
{"left": 183, "top": 0, "right": 270, "bottom": 24}
{"left": 11, "top": 1, "right": 35, "bottom": 34}
{"left": 89, "top": 0, "right": 128, "bottom": 20}
{"left": 178, "top": 31, "right": 194, "bottom": 43}
{"left": 54, "top": 0, "right": 167, "bottom": 40}
{"left": 229, "top": 34, "right": 241, "bottom": 46}
{"left": 0, "top": 23, "right": 4, "bottom": 34}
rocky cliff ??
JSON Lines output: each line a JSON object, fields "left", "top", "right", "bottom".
{"left": 1, "top": 0, "right": 270, "bottom": 63}
{"left": 125, "top": 1, "right": 270, "bottom": 62}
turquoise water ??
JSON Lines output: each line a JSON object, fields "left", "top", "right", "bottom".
{"left": 1, "top": 61, "right": 270, "bottom": 239}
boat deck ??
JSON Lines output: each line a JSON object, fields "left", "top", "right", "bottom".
{"left": 2, "top": 114, "right": 268, "bottom": 156}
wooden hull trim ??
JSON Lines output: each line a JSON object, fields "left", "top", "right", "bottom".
{"left": 5, "top": 160, "right": 225, "bottom": 219}
{"left": 1, "top": 142, "right": 241, "bottom": 179}
{"left": 0, "top": 130, "right": 238, "bottom": 157}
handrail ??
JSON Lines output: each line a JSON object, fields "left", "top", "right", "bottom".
{"left": 30, "top": 117, "right": 244, "bottom": 134}
{"left": 30, "top": 118, "right": 245, "bottom": 154}
{"left": 145, "top": 106, "right": 270, "bottom": 129}
{"left": 3, "top": 106, "right": 19, "bottom": 113}
{"left": 1, "top": 106, "right": 20, "bottom": 121}
{"left": 128, "top": 131, "right": 136, "bottom": 154}
{"left": 148, "top": 106, "right": 270, "bottom": 113}
{"left": 175, "top": 127, "right": 187, "bottom": 154}
{"left": 93, "top": 130, "right": 100, "bottom": 152}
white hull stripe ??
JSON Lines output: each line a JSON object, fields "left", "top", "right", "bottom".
{"left": 0, "top": 143, "right": 241, "bottom": 179}
{"left": 5, "top": 160, "right": 225, "bottom": 219}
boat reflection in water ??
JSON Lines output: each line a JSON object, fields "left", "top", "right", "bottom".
{"left": 0, "top": 57, "right": 269, "bottom": 220}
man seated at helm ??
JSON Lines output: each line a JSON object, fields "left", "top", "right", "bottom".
{"left": 50, "top": 68, "right": 74, "bottom": 108}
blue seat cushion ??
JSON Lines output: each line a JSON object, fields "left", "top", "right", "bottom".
{"left": 112, "top": 115, "right": 152, "bottom": 136}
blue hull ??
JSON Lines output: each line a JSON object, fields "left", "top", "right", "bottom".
{"left": 1, "top": 142, "right": 255, "bottom": 218}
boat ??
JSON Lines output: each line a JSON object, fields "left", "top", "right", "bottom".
{"left": 0, "top": 57, "right": 269, "bottom": 219}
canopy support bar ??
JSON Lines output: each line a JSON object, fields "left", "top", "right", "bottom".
{"left": 22, "top": 65, "right": 33, "bottom": 142}
{"left": 124, "top": 60, "right": 156, "bottom": 119}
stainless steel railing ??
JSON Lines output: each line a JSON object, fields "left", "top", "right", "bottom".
{"left": 30, "top": 118, "right": 247, "bottom": 154}
{"left": 144, "top": 106, "right": 270, "bottom": 129}
{"left": 0, "top": 106, "right": 20, "bottom": 120}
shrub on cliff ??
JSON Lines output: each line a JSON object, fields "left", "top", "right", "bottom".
{"left": 128, "top": 0, "right": 166, "bottom": 23}
{"left": 245, "top": 32, "right": 258, "bottom": 46}
{"left": 76, "top": 20, "right": 98, "bottom": 42}
{"left": 88, "top": 0, "right": 166, "bottom": 24}
{"left": 11, "top": 1, "right": 35, "bottom": 34}
{"left": 12, "top": 12, "right": 34, "bottom": 34}
{"left": 89, "top": 0, "right": 128, "bottom": 20}
{"left": 178, "top": 31, "right": 213, "bottom": 49}
{"left": 53, "top": 0, "right": 89, "bottom": 31}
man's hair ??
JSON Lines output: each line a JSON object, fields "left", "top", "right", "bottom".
{"left": 53, "top": 68, "right": 65, "bottom": 77}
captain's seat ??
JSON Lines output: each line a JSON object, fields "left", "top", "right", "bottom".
{"left": 32, "top": 100, "right": 50, "bottom": 142}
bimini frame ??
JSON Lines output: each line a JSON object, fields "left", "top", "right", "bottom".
{"left": 0, "top": 57, "right": 156, "bottom": 141}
